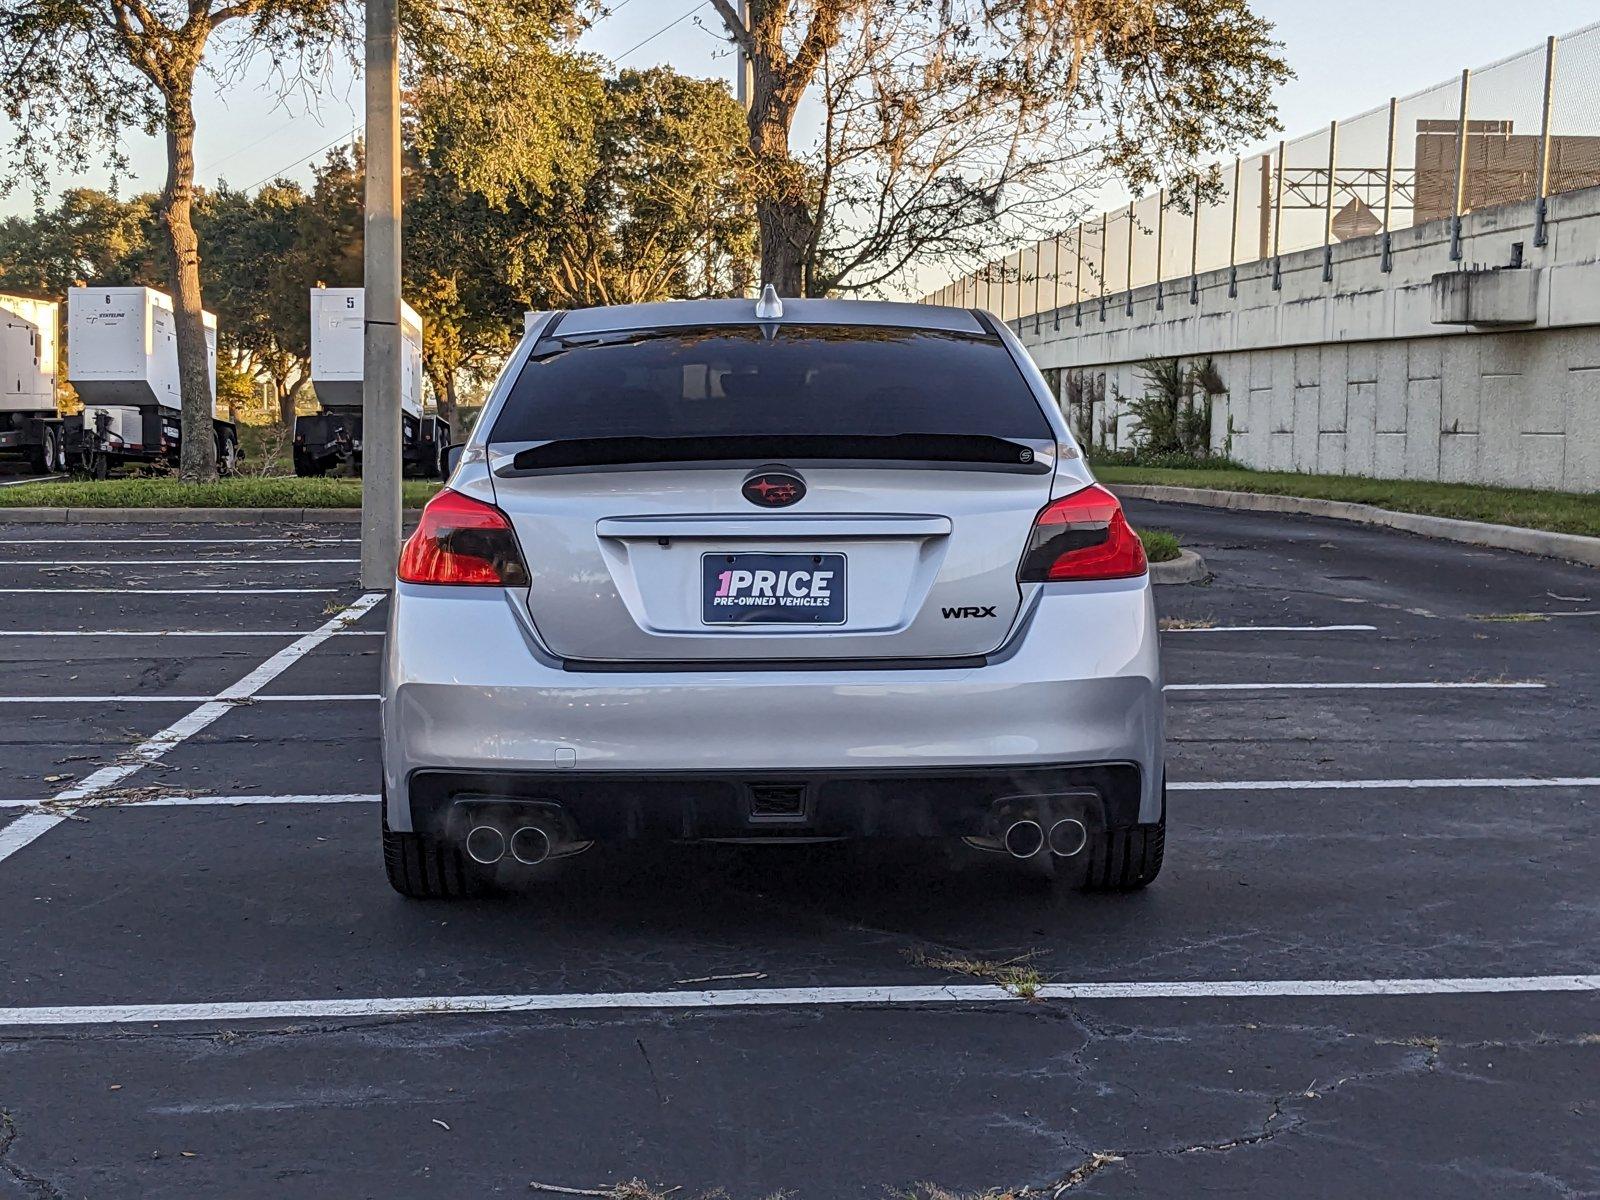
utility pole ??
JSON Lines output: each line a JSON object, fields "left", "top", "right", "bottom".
{"left": 734, "top": 0, "right": 755, "bottom": 293}
{"left": 361, "top": 0, "right": 403, "bottom": 590}
{"left": 735, "top": 1, "right": 753, "bottom": 112}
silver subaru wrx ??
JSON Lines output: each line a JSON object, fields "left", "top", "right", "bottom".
{"left": 381, "top": 293, "right": 1164, "bottom": 898}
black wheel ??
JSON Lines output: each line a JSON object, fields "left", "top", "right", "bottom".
{"left": 216, "top": 429, "right": 239, "bottom": 476}
{"left": 28, "top": 427, "right": 59, "bottom": 475}
{"left": 383, "top": 807, "right": 485, "bottom": 899}
{"left": 1079, "top": 818, "right": 1165, "bottom": 891}
{"left": 52, "top": 429, "right": 68, "bottom": 473}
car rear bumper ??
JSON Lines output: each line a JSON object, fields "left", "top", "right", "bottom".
{"left": 405, "top": 763, "right": 1147, "bottom": 842}
{"left": 382, "top": 578, "right": 1165, "bottom": 834}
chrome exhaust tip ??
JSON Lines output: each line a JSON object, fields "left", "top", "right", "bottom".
{"left": 1048, "top": 817, "right": 1088, "bottom": 858}
{"left": 464, "top": 824, "right": 507, "bottom": 865}
{"left": 509, "top": 824, "right": 553, "bottom": 866}
{"left": 1002, "top": 819, "right": 1045, "bottom": 859}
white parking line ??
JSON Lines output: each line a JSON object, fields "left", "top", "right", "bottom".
{"left": 0, "top": 694, "right": 381, "bottom": 704}
{"left": 0, "top": 974, "right": 1595, "bottom": 1027}
{"left": 0, "top": 558, "right": 358, "bottom": 566}
{"left": 0, "top": 793, "right": 378, "bottom": 810}
{"left": 0, "top": 593, "right": 385, "bottom": 866}
{"left": 1173, "top": 776, "right": 1600, "bottom": 792}
{"left": 0, "top": 696, "right": 221, "bottom": 704}
{"left": 1163, "top": 624, "right": 1378, "bottom": 634}
{"left": 0, "top": 681, "right": 1544, "bottom": 705}
{"left": 0, "top": 588, "right": 341, "bottom": 595}
{"left": 9, "top": 776, "right": 1596, "bottom": 813}
{"left": 1166, "top": 681, "right": 1545, "bottom": 692}
{"left": 0, "top": 630, "right": 382, "bottom": 638}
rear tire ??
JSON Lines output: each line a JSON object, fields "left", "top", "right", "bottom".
{"left": 1078, "top": 819, "right": 1165, "bottom": 891}
{"left": 382, "top": 808, "right": 484, "bottom": 899}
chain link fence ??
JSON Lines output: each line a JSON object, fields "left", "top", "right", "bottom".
{"left": 924, "top": 20, "right": 1600, "bottom": 324}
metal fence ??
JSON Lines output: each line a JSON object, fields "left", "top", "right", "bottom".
{"left": 923, "top": 20, "right": 1600, "bottom": 324}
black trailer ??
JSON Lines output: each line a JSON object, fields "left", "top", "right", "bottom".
{"left": 293, "top": 408, "right": 447, "bottom": 478}
{"left": 0, "top": 408, "right": 238, "bottom": 478}
{"left": 0, "top": 412, "right": 70, "bottom": 474}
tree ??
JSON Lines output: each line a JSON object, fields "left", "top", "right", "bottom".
{"left": 195, "top": 181, "right": 315, "bottom": 425}
{"left": 710, "top": 0, "right": 1289, "bottom": 297}
{"left": 0, "top": 0, "right": 587, "bottom": 481}
{"left": 0, "top": 189, "right": 161, "bottom": 295}
{"left": 404, "top": 51, "right": 755, "bottom": 424}
{"left": 543, "top": 68, "right": 756, "bottom": 306}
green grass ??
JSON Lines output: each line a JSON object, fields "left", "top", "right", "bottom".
{"left": 0, "top": 476, "right": 442, "bottom": 509}
{"left": 1097, "top": 465, "right": 1600, "bottom": 539}
{"left": 1137, "top": 528, "right": 1182, "bottom": 563}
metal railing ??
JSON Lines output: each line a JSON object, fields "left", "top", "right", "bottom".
{"left": 923, "top": 20, "right": 1600, "bottom": 327}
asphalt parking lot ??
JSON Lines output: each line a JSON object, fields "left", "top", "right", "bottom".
{"left": 0, "top": 498, "right": 1596, "bottom": 1198}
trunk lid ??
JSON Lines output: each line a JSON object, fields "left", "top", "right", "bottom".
{"left": 484, "top": 318, "right": 1062, "bottom": 664}
{"left": 490, "top": 460, "right": 1053, "bottom": 662}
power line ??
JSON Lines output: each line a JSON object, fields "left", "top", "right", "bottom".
{"left": 613, "top": 0, "right": 709, "bottom": 64}
{"left": 241, "top": 126, "right": 357, "bottom": 192}
{"left": 236, "top": 0, "right": 702, "bottom": 191}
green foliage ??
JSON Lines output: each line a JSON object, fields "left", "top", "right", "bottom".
{"left": 0, "top": 189, "right": 162, "bottom": 294}
{"left": 1137, "top": 529, "right": 1183, "bottom": 564}
{"left": 0, "top": 476, "right": 442, "bottom": 509}
{"left": 1091, "top": 448, "right": 1247, "bottom": 470}
{"left": 1122, "top": 357, "right": 1225, "bottom": 458}
{"left": 545, "top": 67, "right": 756, "bottom": 306}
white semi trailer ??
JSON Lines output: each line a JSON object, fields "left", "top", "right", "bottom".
{"left": 65, "top": 286, "right": 236, "bottom": 477}
{"left": 294, "top": 288, "right": 445, "bottom": 477}
{"left": 0, "top": 294, "right": 67, "bottom": 473}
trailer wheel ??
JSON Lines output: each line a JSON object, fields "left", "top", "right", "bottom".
{"left": 52, "top": 429, "right": 68, "bottom": 473}
{"left": 29, "top": 427, "right": 60, "bottom": 475}
{"left": 216, "top": 429, "right": 239, "bottom": 476}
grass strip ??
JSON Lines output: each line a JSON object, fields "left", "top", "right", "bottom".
{"left": 1097, "top": 465, "right": 1600, "bottom": 539}
{"left": 0, "top": 476, "right": 442, "bottom": 509}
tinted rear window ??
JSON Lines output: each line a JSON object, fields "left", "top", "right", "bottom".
{"left": 490, "top": 324, "right": 1051, "bottom": 444}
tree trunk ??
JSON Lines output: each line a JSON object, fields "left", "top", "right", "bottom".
{"left": 441, "top": 372, "right": 458, "bottom": 443}
{"left": 276, "top": 378, "right": 296, "bottom": 428}
{"left": 757, "top": 198, "right": 809, "bottom": 295}
{"left": 748, "top": 66, "right": 809, "bottom": 295}
{"left": 161, "top": 88, "right": 219, "bottom": 484}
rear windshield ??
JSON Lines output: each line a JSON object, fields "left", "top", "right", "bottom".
{"left": 490, "top": 324, "right": 1051, "bottom": 444}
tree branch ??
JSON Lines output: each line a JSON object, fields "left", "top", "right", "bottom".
{"left": 705, "top": 0, "right": 753, "bottom": 56}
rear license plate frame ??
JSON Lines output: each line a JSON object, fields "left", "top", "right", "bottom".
{"left": 701, "top": 552, "right": 847, "bottom": 626}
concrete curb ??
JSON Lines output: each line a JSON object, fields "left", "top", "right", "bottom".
{"left": 1112, "top": 484, "right": 1600, "bottom": 569}
{"left": 0, "top": 507, "right": 424, "bottom": 524}
{"left": 1149, "top": 548, "right": 1208, "bottom": 585}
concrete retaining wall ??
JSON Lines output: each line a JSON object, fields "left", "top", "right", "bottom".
{"left": 1018, "top": 187, "right": 1600, "bottom": 493}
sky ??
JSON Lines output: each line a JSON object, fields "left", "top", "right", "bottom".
{"left": 4, "top": 0, "right": 1597, "bottom": 267}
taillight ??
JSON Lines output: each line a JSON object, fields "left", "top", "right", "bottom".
{"left": 398, "top": 488, "right": 530, "bottom": 587}
{"left": 1018, "top": 483, "right": 1147, "bottom": 582}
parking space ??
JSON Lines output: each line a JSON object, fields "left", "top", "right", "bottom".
{"left": 0, "top": 505, "right": 1596, "bottom": 1198}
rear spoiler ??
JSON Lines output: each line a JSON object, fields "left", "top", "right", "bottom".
{"left": 508, "top": 434, "right": 1047, "bottom": 472}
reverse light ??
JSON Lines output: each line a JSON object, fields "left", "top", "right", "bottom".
{"left": 1018, "top": 483, "right": 1147, "bottom": 582}
{"left": 398, "top": 488, "right": 530, "bottom": 587}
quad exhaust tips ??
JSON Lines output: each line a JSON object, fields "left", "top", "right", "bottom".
{"left": 463, "top": 820, "right": 556, "bottom": 866}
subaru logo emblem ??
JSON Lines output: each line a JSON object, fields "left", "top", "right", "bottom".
{"left": 742, "top": 470, "right": 805, "bottom": 508}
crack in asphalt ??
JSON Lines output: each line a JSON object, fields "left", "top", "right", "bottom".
{"left": 0, "top": 1110, "right": 68, "bottom": 1200}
